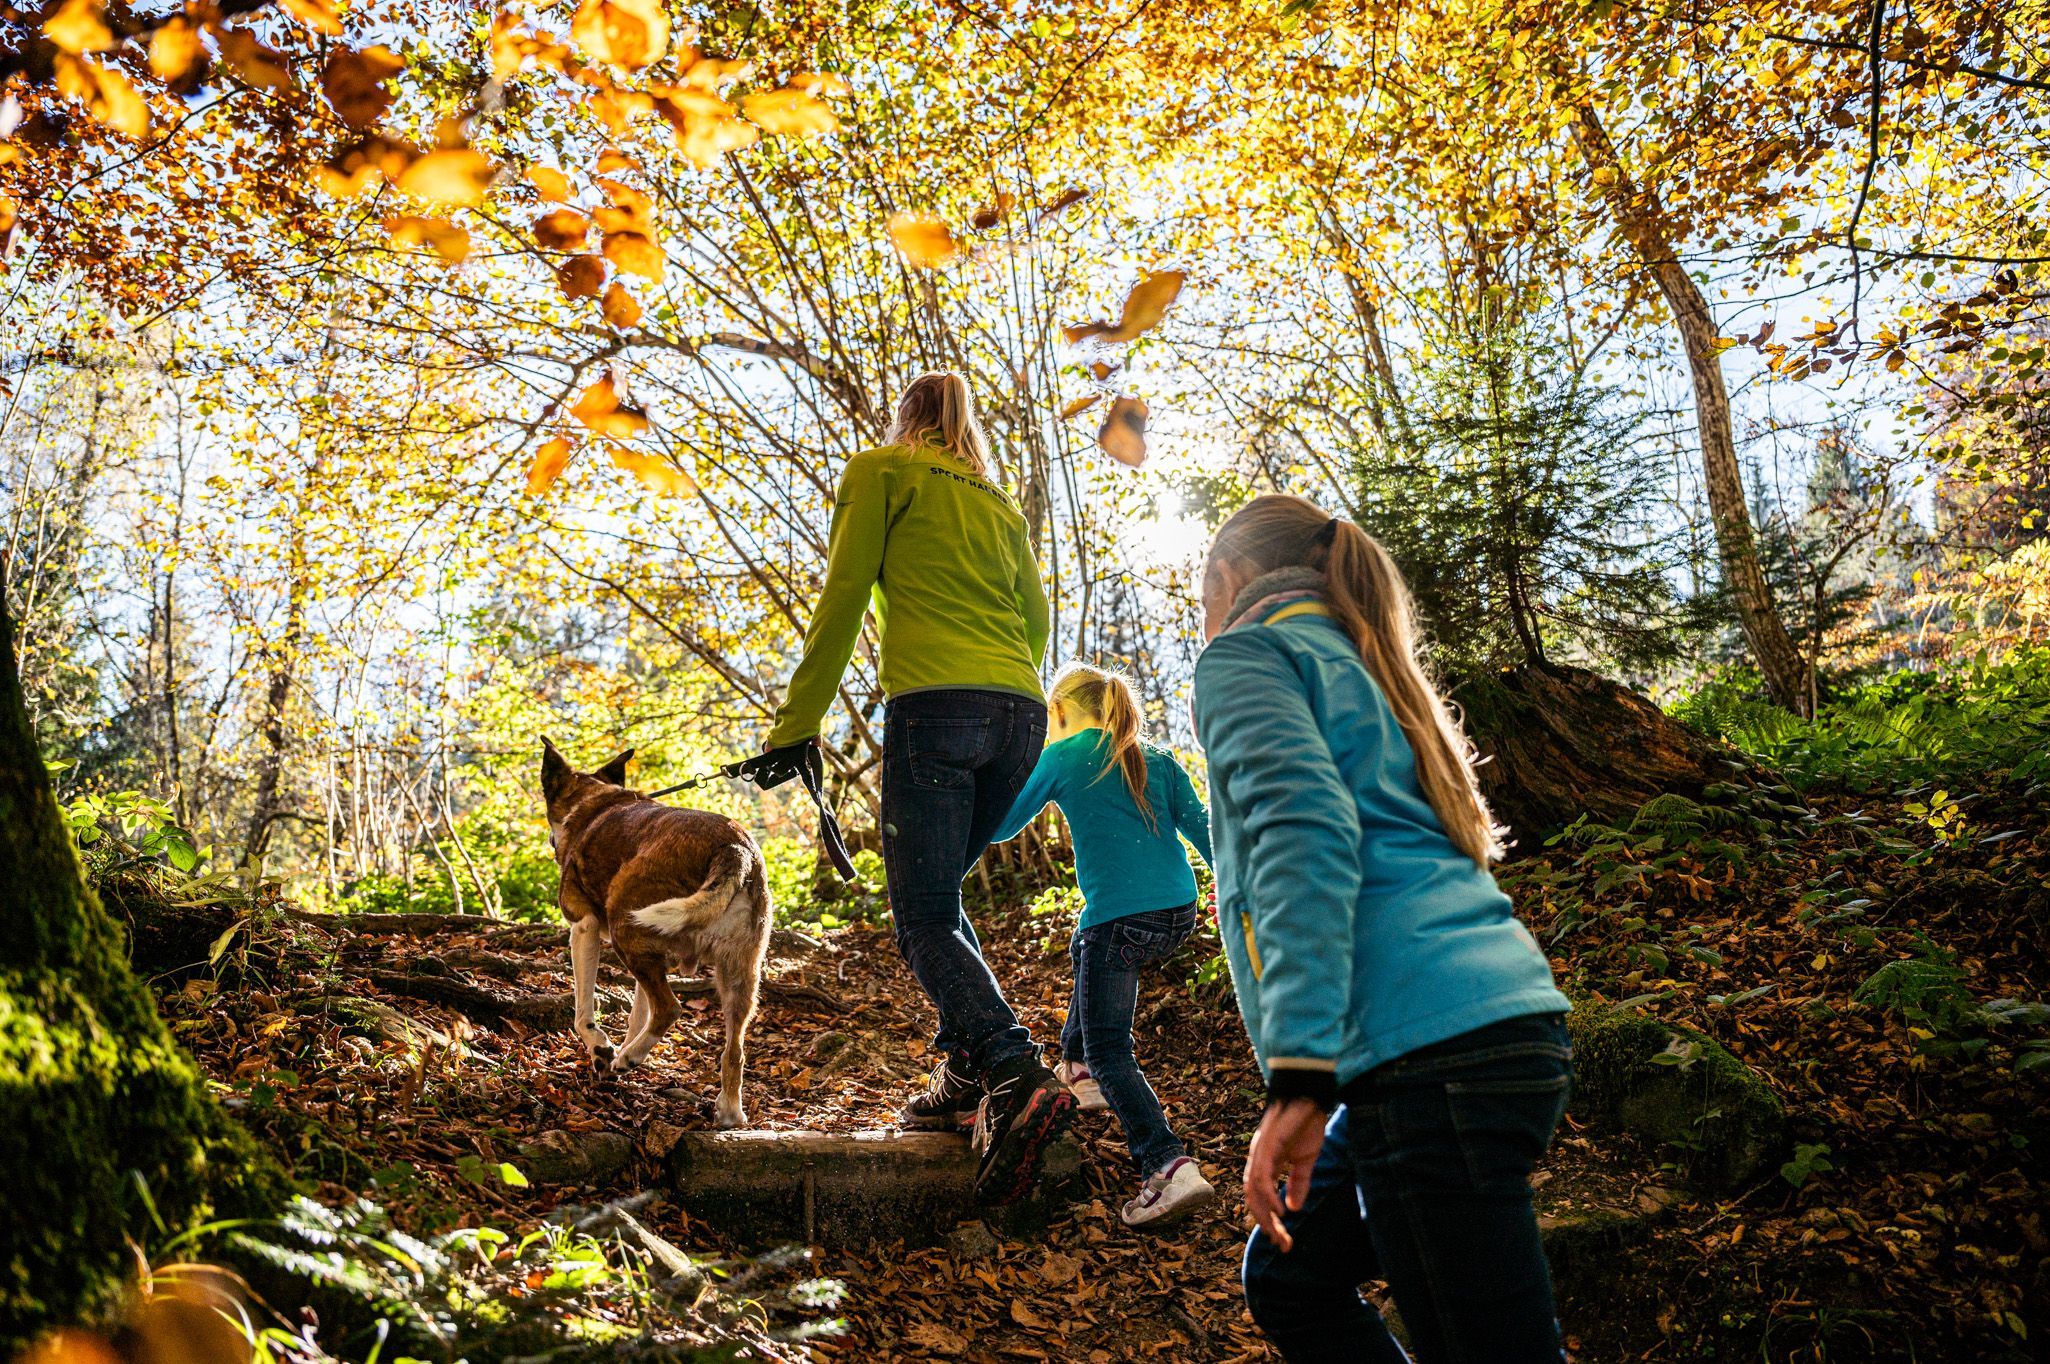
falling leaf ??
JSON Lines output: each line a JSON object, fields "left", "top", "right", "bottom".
{"left": 385, "top": 214, "right": 471, "bottom": 263}
{"left": 556, "top": 254, "right": 606, "bottom": 299}
{"left": 740, "top": 84, "right": 838, "bottom": 137}
{"left": 654, "top": 86, "right": 758, "bottom": 167}
{"left": 217, "top": 28, "right": 295, "bottom": 90}
{"left": 592, "top": 179, "right": 656, "bottom": 236}
{"left": 1088, "top": 360, "right": 1119, "bottom": 380}
{"left": 397, "top": 149, "right": 496, "bottom": 207}
{"left": 533, "top": 208, "right": 589, "bottom": 250}
{"left": 1037, "top": 186, "right": 1090, "bottom": 221}
{"left": 596, "top": 146, "right": 640, "bottom": 174}
{"left": 280, "top": 0, "right": 344, "bottom": 36}
{"left": 571, "top": 374, "right": 650, "bottom": 438}
{"left": 600, "top": 281, "right": 642, "bottom": 327}
{"left": 888, "top": 211, "right": 957, "bottom": 268}
{"left": 318, "top": 133, "right": 418, "bottom": 197}
{"left": 603, "top": 231, "right": 664, "bottom": 281}
{"left": 525, "top": 436, "right": 575, "bottom": 495}
{"left": 971, "top": 193, "right": 1016, "bottom": 230}
{"left": 609, "top": 445, "right": 695, "bottom": 495}
{"left": 42, "top": 0, "right": 113, "bottom": 55}
{"left": 680, "top": 56, "right": 752, "bottom": 90}
{"left": 148, "top": 17, "right": 208, "bottom": 90}
{"left": 530, "top": 165, "right": 574, "bottom": 201}
{"left": 321, "top": 46, "right": 404, "bottom": 130}
{"left": 54, "top": 55, "right": 150, "bottom": 139}
{"left": 570, "top": 0, "right": 671, "bottom": 69}
{"left": 1065, "top": 269, "right": 1185, "bottom": 345}
{"left": 1097, "top": 396, "right": 1148, "bottom": 466}
{"left": 1059, "top": 395, "right": 1100, "bottom": 420}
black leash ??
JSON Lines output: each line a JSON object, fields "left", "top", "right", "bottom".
{"left": 645, "top": 749, "right": 858, "bottom": 882}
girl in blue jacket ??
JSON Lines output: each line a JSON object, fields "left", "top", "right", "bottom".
{"left": 1193, "top": 494, "right": 1572, "bottom": 1364}
{"left": 992, "top": 662, "right": 1218, "bottom": 1228}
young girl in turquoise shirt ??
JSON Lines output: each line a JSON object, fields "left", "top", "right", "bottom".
{"left": 1195, "top": 494, "right": 1572, "bottom": 1363}
{"left": 992, "top": 662, "right": 1218, "bottom": 1228}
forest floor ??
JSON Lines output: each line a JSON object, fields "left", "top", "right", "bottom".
{"left": 126, "top": 780, "right": 2047, "bottom": 1363}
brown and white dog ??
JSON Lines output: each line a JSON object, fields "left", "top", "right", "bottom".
{"left": 540, "top": 738, "right": 771, "bottom": 1128}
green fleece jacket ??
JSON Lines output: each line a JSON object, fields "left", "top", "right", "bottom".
{"left": 767, "top": 444, "right": 1050, "bottom": 746}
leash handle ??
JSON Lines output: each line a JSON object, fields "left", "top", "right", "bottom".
{"left": 647, "top": 746, "right": 858, "bottom": 883}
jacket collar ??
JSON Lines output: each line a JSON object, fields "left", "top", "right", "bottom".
{"left": 1221, "top": 566, "right": 1329, "bottom": 632}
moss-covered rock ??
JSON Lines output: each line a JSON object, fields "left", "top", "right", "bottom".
{"left": 0, "top": 589, "right": 283, "bottom": 1352}
{"left": 1566, "top": 1002, "right": 1786, "bottom": 1190}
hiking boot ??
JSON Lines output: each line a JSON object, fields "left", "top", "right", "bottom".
{"left": 970, "top": 1054, "right": 1078, "bottom": 1205}
{"left": 1121, "top": 1157, "right": 1217, "bottom": 1229}
{"left": 1053, "top": 1059, "right": 1107, "bottom": 1111}
{"left": 899, "top": 1055, "right": 982, "bottom": 1131}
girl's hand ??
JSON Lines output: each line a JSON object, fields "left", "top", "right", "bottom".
{"left": 1242, "top": 1097, "right": 1328, "bottom": 1252}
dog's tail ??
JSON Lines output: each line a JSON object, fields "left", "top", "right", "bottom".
{"left": 630, "top": 842, "right": 755, "bottom": 937}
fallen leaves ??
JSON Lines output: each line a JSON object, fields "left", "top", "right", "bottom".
{"left": 888, "top": 212, "right": 958, "bottom": 269}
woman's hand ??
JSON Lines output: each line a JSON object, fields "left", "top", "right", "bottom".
{"left": 1242, "top": 1097, "right": 1328, "bottom": 1252}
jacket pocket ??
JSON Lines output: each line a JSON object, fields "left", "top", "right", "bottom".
{"left": 1237, "top": 909, "right": 1264, "bottom": 981}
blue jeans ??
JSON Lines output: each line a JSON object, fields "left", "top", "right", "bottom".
{"left": 1059, "top": 901, "right": 1199, "bottom": 1174}
{"left": 1242, "top": 1013, "right": 1572, "bottom": 1364}
{"left": 880, "top": 689, "right": 1046, "bottom": 1076}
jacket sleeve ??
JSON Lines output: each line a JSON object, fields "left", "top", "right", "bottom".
{"left": 1166, "top": 756, "right": 1214, "bottom": 871}
{"left": 1194, "top": 629, "right": 1360, "bottom": 1108}
{"left": 767, "top": 458, "right": 888, "bottom": 746}
{"left": 991, "top": 745, "right": 1060, "bottom": 845}
{"left": 1018, "top": 543, "right": 1051, "bottom": 671}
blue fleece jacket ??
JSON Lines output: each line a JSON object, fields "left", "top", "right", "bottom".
{"left": 1193, "top": 597, "right": 1568, "bottom": 1105}
{"left": 993, "top": 728, "right": 1213, "bottom": 929}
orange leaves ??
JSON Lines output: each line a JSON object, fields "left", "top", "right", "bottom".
{"left": 384, "top": 214, "right": 470, "bottom": 263}
{"left": 319, "top": 133, "right": 417, "bottom": 197}
{"left": 534, "top": 208, "right": 590, "bottom": 250}
{"left": 148, "top": 17, "right": 208, "bottom": 91}
{"left": 653, "top": 86, "right": 759, "bottom": 168}
{"left": 41, "top": 0, "right": 113, "bottom": 54}
{"left": 888, "top": 212, "right": 958, "bottom": 269}
{"left": 604, "top": 232, "right": 663, "bottom": 281}
{"left": 216, "top": 27, "right": 294, "bottom": 90}
{"left": 600, "top": 281, "right": 642, "bottom": 327}
{"left": 609, "top": 445, "right": 696, "bottom": 495}
{"left": 740, "top": 75, "right": 844, "bottom": 138}
{"left": 321, "top": 45, "right": 404, "bottom": 130}
{"left": 525, "top": 436, "right": 576, "bottom": 496}
{"left": 570, "top": 374, "right": 649, "bottom": 438}
{"left": 1059, "top": 395, "right": 1101, "bottom": 420}
{"left": 1065, "top": 270, "right": 1184, "bottom": 345}
{"left": 396, "top": 149, "right": 497, "bottom": 207}
{"left": 530, "top": 166, "right": 575, "bottom": 202}
{"left": 557, "top": 255, "right": 606, "bottom": 299}
{"left": 54, "top": 54, "right": 150, "bottom": 138}
{"left": 971, "top": 193, "right": 1016, "bottom": 231}
{"left": 570, "top": 0, "right": 672, "bottom": 70}
{"left": 1097, "top": 397, "right": 1149, "bottom": 466}
{"left": 594, "top": 178, "right": 661, "bottom": 280}
{"left": 280, "top": 0, "right": 344, "bottom": 37}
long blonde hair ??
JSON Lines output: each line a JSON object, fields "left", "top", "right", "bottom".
{"left": 887, "top": 371, "right": 992, "bottom": 478}
{"left": 1049, "top": 661, "right": 1156, "bottom": 831}
{"left": 1206, "top": 494, "right": 1505, "bottom": 865}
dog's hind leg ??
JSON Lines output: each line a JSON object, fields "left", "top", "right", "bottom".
{"left": 622, "top": 982, "right": 648, "bottom": 1054}
{"left": 610, "top": 955, "right": 679, "bottom": 1073}
{"left": 569, "top": 915, "right": 611, "bottom": 1069}
{"left": 711, "top": 955, "right": 761, "bottom": 1129}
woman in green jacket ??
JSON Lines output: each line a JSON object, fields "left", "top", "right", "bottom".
{"left": 750, "top": 371, "right": 1076, "bottom": 1205}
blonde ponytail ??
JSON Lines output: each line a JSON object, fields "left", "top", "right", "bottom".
{"left": 887, "top": 370, "right": 993, "bottom": 478}
{"left": 1049, "top": 662, "right": 1157, "bottom": 831}
{"left": 1206, "top": 495, "right": 1506, "bottom": 866}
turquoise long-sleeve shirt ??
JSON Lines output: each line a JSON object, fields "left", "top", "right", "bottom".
{"left": 993, "top": 728, "right": 1213, "bottom": 929}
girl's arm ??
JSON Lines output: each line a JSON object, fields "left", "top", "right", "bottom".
{"left": 1194, "top": 630, "right": 1361, "bottom": 1110}
{"left": 990, "top": 745, "right": 1061, "bottom": 845}
{"left": 1166, "top": 756, "right": 1215, "bottom": 870}
{"left": 767, "top": 458, "right": 888, "bottom": 746}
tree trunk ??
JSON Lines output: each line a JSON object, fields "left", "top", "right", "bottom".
{"left": 1455, "top": 664, "right": 1739, "bottom": 853}
{"left": 1571, "top": 105, "right": 1812, "bottom": 714}
{"left": 242, "top": 519, "right": 306, "bottom": 866}
{"left": 0, "top": 569, "right": 272, "bottom": 1350}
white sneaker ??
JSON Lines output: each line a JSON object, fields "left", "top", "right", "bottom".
{"left": 1054, "top": 1060, "right": 1108, "bottom": 1111}
{"left": 1121, "top": 1157, "right": 1216, "bottom": 1229}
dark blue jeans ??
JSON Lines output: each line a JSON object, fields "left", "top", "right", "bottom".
{"left": 1060, "top": 900, "right": 1199, "bottom": 1174}
{"left": 1242, "top": 1013, "right": 1572, "bottom": 1364}
{"left": 881, "top": 689, "right": 1047, "bottom": 1076}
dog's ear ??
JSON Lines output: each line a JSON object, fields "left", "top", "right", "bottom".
{"left": 541, "top": 737, "right": 572, "bottom": 798}
{"left": 593, "top": 748, "right": 635, "bottom": 787}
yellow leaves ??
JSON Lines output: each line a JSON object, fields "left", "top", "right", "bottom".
{"left": 740, "top": 77, "right": 843, "bottom": 138}
{"left": 571, "top": 374, "right": 649, "bottom": 438}
{"left": 888, "top": 211, "right": 958, "bottom": 268}
{"left": 42, "top": 0, "right": 113, "bottom": 55}
{"left": 610, "top": 445, "right": 696, "bottom": 495}
{"left": 1665, "top": 51, "right": 1686, "bottom": 79}
{"left": 396, "top": 149, "right": 496, "bottom": 207}
{"left": 654, "top": 86, "right": 758, "bottom": 168}
{"left": 1064, "top": 269, "right": 1184, "bottom": 344}
{"left": 1097, "top": 396, "right": 1149, "bottom": 466}
{"left": 54, "top": 54, "right": 151, "bottom": 139}
{"left": 680, "top": 56, "right": 752, "bottom": 91}
{"left": 280, "top": 0, "right": 344, "bottom": 37}
{"left": 1058, "top": 395, "right": 1100, "bottom": 420}
{"left": 570, "top": 0, "right": 671, "bottom": 70}
{"left": 534, "top": 207, "right": 589, "bottom": 250}
{"left": 149, "top": 17, "right": 208, "bottom": 91}
{"left": 321, "top": 45, "right": 404, "bottom": 130}
{"left": 603, "top": 231, "right": 663, "bottom": 281}
{"left": 1591, "top": 165, "right": 1619, "bottom": 187}
{"left": 525, "top": 436, "right": 576, "bottom": 496}
{"left": 557, "top": 254, "right": 606, "bottom": 299}
{"left": 384, "top": 213, "right": 470, "bottom": 263}
{"left": 600, "top": 281, "right": 642, "bottom": 327}
{"left": 217, "top": 28, "right": 294, "bottom": 90}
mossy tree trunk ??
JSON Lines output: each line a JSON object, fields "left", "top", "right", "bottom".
{"left": 0, "top": 581, "right": 270, "bottom": 1350}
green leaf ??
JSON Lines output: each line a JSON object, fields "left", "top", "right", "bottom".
{"left": 499, "top": 1162, "right": 530, "bottom": 1188}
